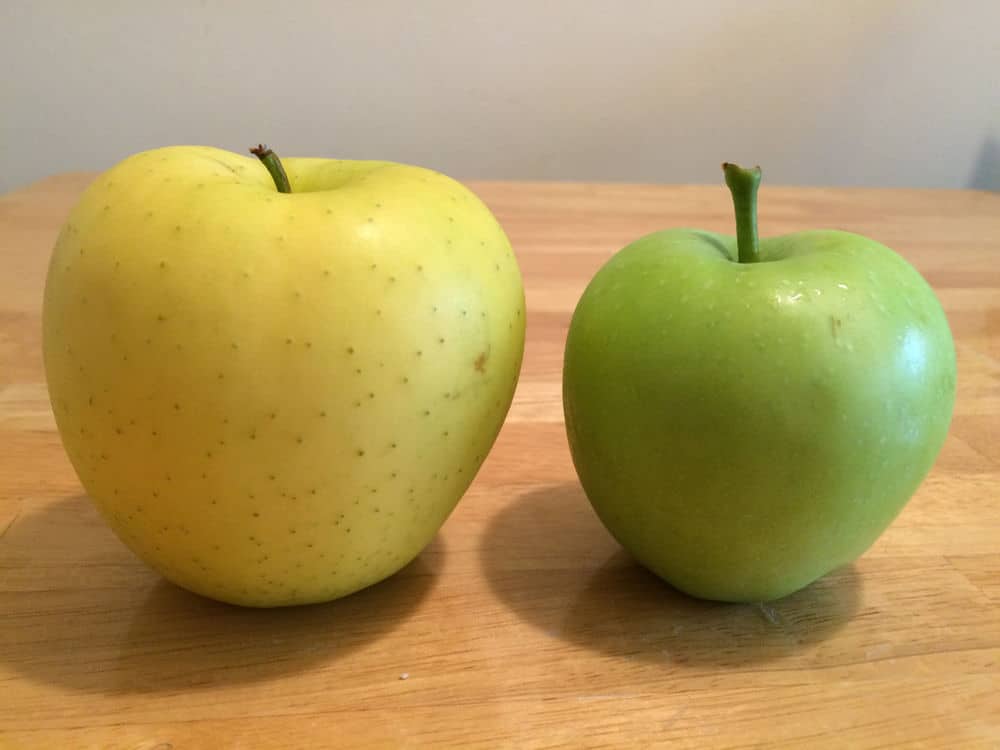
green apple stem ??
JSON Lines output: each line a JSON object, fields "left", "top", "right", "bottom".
{"left": 722, "top": 162, "right": 762, "bottom": 263}
{"left": 250, "top": 144, "right": 292, "bottom": 193}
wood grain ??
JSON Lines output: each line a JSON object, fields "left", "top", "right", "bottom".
{"left": 1, "top": 174, "right": 998, "bottom": 749}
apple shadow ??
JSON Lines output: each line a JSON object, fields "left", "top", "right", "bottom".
{"left": 0, "top": 496, "right": 442, "bottom": 695}
{"left": 481, "top": 483, "right": 862, "bottom": 666}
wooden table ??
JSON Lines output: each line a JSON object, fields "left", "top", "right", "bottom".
{"left": 1, "top": 174, "right": 998, "bottom": 749}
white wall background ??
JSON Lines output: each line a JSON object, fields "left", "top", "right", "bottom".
{"left": 2, "top": 0, "right": 998, "bottom": 193}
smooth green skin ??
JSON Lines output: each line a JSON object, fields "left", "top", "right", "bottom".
{"left": 43, "top": 146, "right": 525, "bottom": 607}
{"left": 563, "top": 228, "right": 955, "bottom": 602}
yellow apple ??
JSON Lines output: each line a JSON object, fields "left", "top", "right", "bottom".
{"left": 43, "top": 145, "right": 525, "bottom": 606}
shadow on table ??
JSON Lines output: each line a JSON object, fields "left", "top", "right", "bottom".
{"left": 0, "top": 495, "right": 442, "bottom": 695}
{"left": 481, "top": 483, "right": 862, "bottom": 667}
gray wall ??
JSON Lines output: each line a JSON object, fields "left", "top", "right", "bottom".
{"left": 2, "top": 1, "right": 998, "bottom": 193}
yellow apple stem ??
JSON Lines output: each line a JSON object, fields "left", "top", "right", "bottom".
{"left": 722, "top": 162, "right": 762, "bottom": 263}
{"left": 250, "top": 144, "right": 292, "bottom": 193}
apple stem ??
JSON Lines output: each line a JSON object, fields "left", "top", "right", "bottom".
{"left": 250, "top": 144, "right": 292, "bottom": 193}
{"left": 722, "top": 162, "right": 762, "bottom": 263}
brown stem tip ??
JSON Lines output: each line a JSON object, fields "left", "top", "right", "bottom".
{"left": 249, "top": 144, "right": 291, "bottom": 194}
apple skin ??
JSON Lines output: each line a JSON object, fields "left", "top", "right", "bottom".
{"left": 43, "top": 146, "right": 525, "bottom": 607}
{"left": 563, "top": 228, "right": 956, "bottom": 602}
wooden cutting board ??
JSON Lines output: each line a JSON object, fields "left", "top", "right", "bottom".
{"left": 1, "top": 174, "right": 998, "bottom": 748}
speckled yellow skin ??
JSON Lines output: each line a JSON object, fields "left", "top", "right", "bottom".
{"left": 43, "top": 146, "right": 525, "bottom": 606}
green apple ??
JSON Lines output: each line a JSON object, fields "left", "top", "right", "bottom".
{"left": 43, "top": 145, "right": 525, "bottom": 607}
{"left": 563, "top": 163, "right": 955, "bottom": 603}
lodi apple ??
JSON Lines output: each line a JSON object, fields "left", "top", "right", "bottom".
{"left": 43, "top": 145, "right": 525, "bottom": 607}
{"left": 563, "top": 163, "right": 956, "bottom": 603}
